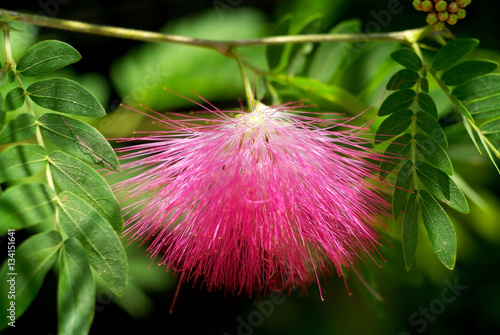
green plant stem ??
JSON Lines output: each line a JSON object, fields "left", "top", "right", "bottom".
{"left": 428, "top": 69, "right": 500, "bottom": 158}
{"left": 410, "top": 42, "right": 422, "bottom": 195}
{"left": 0, "top": 8, "right": 426, "bottom": 54}
{"left": 231, "top": 50, "right": 255, "bottom": 110}
{"left": 1, "top": 22, "right": 60, "bottom": 230}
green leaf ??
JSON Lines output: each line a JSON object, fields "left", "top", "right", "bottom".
{"left": 419, "top": 190, "right": 457, "bottom": 270}
{"left": 452, "top": 74, "right": 500, "bottom": 101}
{"left": 416, "top": 111, "right": 448, "bottom": 147}
{"left": 416, "top": 162, "right": 468, "bottom": 213}
{"left": 432, "top": 39, "right": 479, "bottom": 71}
{"left": 393, "top": 160, "right": 414, "bottom": 222}
{"left": 376, "top": 110, "right": 412, "bottom": 142}
{"left": 49, "top": 151, "right": 123, "bottom": 233}
{"left": 390, "top": 48, "right": 422, "bottom": 71}
{"left": 3, "top": 87, "right": 25, "bottom": 112}
{"left": 465, "top": 93, "right": 500, "bottom": 119}
{"left": 386, "top": 69, "right": 419, "bottom": 90}
{"left": 39, "top": 113, "right": 119, "bottom": 171}
{"left": 415, "top": 133, "right": 453, "bottom": 175}
{"left": 266, "top": 15, "right": 293, "bottom": 71}
{"left": 287, "top": 15, "right": 322, "bottom": 76}
{"left": 0, "top": 113, "right": 37, "bottom": 144}
{"left": 7, "top": 71, "right": 15, "bottom": 84}
{"left": 58, "top": 238, "right": 95, "bottom": 335}
{"left": 402, "top": 192, "right": 418, "bottom": 270}
{"left": 420, "top": 77, "right": 429, "bottom": 93}
{"left": 17, "top": 40, "right": 81, "bottom": 77}
{"left": 0, "top": 144, "right": 48, "bottom": 183}
{"left": 0, "top": 183, "right": 57, "bottom": 235}
{"left": 480, "top": 118, "right": 500, "bottom": 135}
{"left": 308, "top": 19, "right": 360, "bottom": 83}
{"left": 417, "top": 92, "right": 438, "bottom": 119}
{"left": 27, "top": 78, "right": 106, "bottom": 117}
{"left": 379, "top": 133, "right": 412, "bottom": 179}
{"left": 442, "top": 60, "right": 498, "bottom": 86}
{"left": 378, "top": 89, "right": 415, "bottom": 117}
{"left": 338, "top": 42, "right": 397, "bottom": 95}
{"left": 0, "top": 231, "right": 62, "bottom": 329}
{"left": 456, "top": 99, "right": 474, "bottom": 122}
{"left": 57, "top": 191, "right": 128, "bottom": 296}
{"left": 275, "top": 76, "right": 370, "bottom": 116}
{"left": 479, "top": 132, "right": 500, "bottom": 174}
{"left": 462, "top": 115, "right": 482, "bottom": 154}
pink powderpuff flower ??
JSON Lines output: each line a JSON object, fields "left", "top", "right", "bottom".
{"left": 114, "top": 95, "right": 390, "bottom": 304}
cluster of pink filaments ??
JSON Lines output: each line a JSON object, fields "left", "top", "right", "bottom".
{"left": 114, "top": 97, "right": 390, "bottom": 299}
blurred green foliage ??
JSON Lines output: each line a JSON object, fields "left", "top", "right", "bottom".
{"left": 1, "top": 0, "right": 500, "bottom": 334}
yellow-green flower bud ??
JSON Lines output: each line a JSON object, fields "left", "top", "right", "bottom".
{"left": 426, "top": 12, "right": 438, "bottom": 24}
{"left": 447, "top": 14, "right": 458, "bottom": 25}
{"left": 435, "top": 1, "right": 447, "bottom": 12}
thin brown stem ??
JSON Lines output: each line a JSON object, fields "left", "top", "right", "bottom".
{"left": 0, "top": 8, "right": 426, "bottom": 56}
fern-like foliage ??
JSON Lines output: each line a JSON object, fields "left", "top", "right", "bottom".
{"left": 0, "top": 23, "right": 127, "bottom": 333}
{"left": 378, "top": 37, "right": 499, "bottom": 270}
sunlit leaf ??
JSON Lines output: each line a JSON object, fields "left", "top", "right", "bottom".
{"left": 58, "top": 238, "right": 95, "bottom": 335}
{"left": 39, "top": 113, "right": 119, "bottom": 171}
{"left": 419, "top": 190, "right": 457, "bottom": 270}
{"left": 17, "top": 40, "right": 81, "bottom": 77}
{"left": 456, "top": 99, "right": 474, "bottom": 122}
{"left": 0, "top": 183, "right": 57, "bottom": 235}
{"left": 309, "top": 19, "right": 360, "bottom": 83}
{"left": 275, "top": 76, "right": 370, "bottom": 116}
{"left": 442, "top": 60, "right": 498, "bottom": 86}
{"left": 479, "top": 133, "right": 500, "bottom": 174}
{"left": 432, "top": 39, "right": 479, "bottom": 71}
{"left": 480, "top": 118, "right": 500, "bottom": 135}
{"left": 0, "top": 113, "right": 37, "bottom": 144}
{"left": 266, "top": 15, "right": 293, "bottom": 71}
{"left": 0, "top": 144, "right": 48, "bottom": 183}
{"left": 465, "top": 93, "right": 500, "bottom": 119}
{"left": 452, "top": 74, "right": 500, "bottom": 101}
{"left": 0, "top": 93, "right": 4, "bottom": 122}
{"left": 339, "top": 42, "right": 397, "bottom": 95}
{"left": 0, "top": 231, "right": 62, "bottom": 329}
{"left": 27, "top": 78, "right": 106, "bottom": 117}
{"left": 462, "top": 114, "right": 482, "bottom": 154}
{"left": 49, "top": 151, "right": 123, "bottom": 233}
{"left": 287, "top": 15, "right": 322, "bottom": 76}
{"left": 58, "top": 191, "right": 127, "bottom": 296}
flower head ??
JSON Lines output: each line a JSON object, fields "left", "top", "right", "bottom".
{"left": 114, "top": 96, "right": 390, "bottom": 300}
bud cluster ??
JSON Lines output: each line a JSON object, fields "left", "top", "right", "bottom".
{"left": 413, "top": 0, "right": 471, "bottom": 30}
